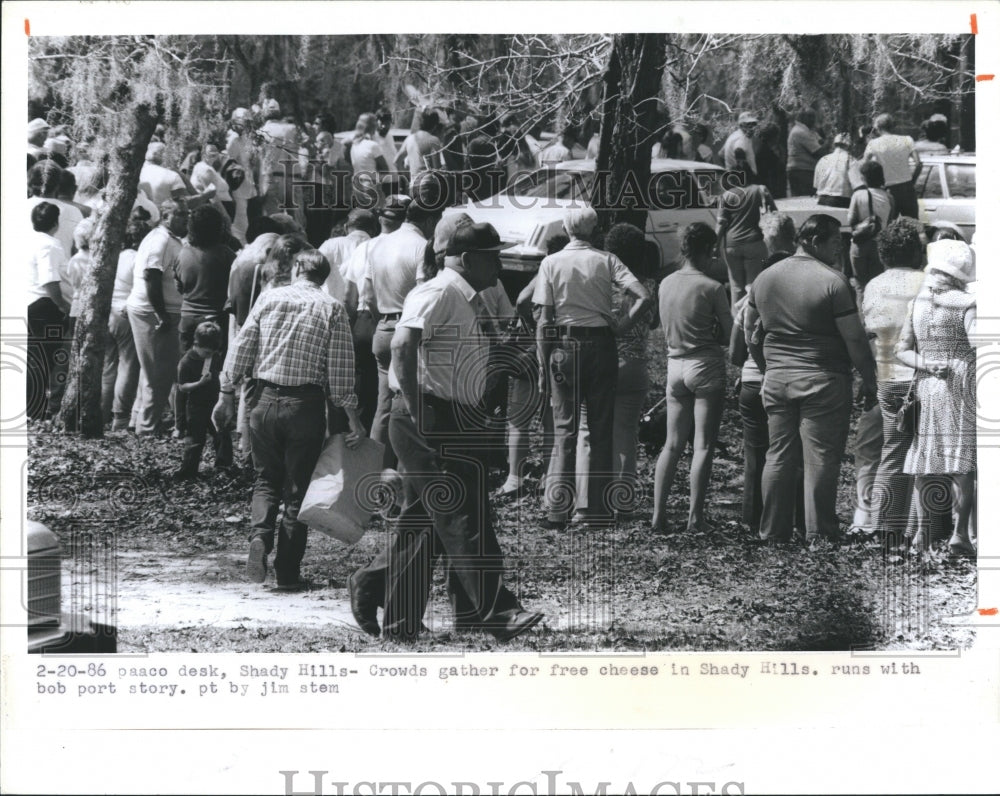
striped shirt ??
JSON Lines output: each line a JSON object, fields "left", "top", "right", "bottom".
{"left": 223, "top": 280, "right": 358, "bottom": 409}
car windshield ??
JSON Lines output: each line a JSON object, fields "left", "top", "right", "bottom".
{"left": 505, "top": 166, "right": 716, "bottom": 208}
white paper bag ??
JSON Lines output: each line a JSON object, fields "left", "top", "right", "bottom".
{"left": 299, "top": 434, "right": 385, "bottom": 544}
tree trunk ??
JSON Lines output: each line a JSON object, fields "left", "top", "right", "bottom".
{"left": 594, "top": 33, "right": 668, "bottom": 233}
{"left": 59, "top": 95, "right": 161, "bottom": 437}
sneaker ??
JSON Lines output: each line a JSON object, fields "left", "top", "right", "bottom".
{"left": 246, "top": 537, "right": 267, "bottom": 583}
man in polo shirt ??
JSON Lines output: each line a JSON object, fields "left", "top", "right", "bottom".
{"left": 214, "top": 249, "right": 363, "bottom": 590}
{"left": 743, "top": 214, "right": 877, "bottom": 546}
{"left": 864, "top": 113, "right": 921, "bottom": 219}
{"left": 125, "top": 199, "right": 188, "bottom": 436}
{"left": 349, "top": 222, "right": 543, "bottom": 643}
{"left": 360, "top": 191, "right": 442, "bottom": 467}
{"left": 139, "top": 143, "right": 188, "bottom": 208}
{"left": 786, "top": 109, "right": 826, "bottom": 196}
{"left": 534, "top": 207, "right": 652, "bottom": 528}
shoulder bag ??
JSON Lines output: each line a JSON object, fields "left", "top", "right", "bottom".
{"left": 851, "top": 189, "right": 881, "bottom": 243}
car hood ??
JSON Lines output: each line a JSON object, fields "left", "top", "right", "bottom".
{"left": 451, "top": 196, "right": 582, "bottom": 256}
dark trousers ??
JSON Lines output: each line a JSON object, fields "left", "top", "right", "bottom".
{"left": 887, "top": 181, "right": 919, "bottom": 220}
{"left": 760, "top": 370, "right": 852, "bottom": 541}
{"left": 352, "top": 311, "right": 379, "bottom": 434}
{"left": 817, "top": 195, "right": 850, "bottom": 209}
{"left": 545, "top": 332, "right": 618, "bottom": 521}
{"left": 178, "top": 397, "right": 233, "bottom": 475}
{"left": 27, "top": 298, "right": 67, "bottom": 421}
{"left": 787, "top": 169, "right": 815, "bottom": 197}
{"left": 353, "top": 393, "right": 522, "bottom": 640}
{"left": 248, "top": 386, "right": 326, "bottom": 585}
{"left": 739, "top": 380, "right": 805, "bottom": 532}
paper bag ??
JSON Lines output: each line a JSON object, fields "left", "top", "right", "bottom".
{"left": 299, "top": 434, "right": 385, "bottom": 544}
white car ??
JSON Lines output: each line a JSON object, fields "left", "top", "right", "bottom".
{"left": 451, "top": 158, "right": 726, "bottom": 284}
{"left": 916, "top": 153, "right": 975, "bottom": 243}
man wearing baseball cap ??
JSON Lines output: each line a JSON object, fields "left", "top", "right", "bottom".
{"left": 722, "top": 111, "right": 759, "bottom": 175}
{"left": 813, "top": 132, "right": 863, "bottom": 209}
{"left": 28, "top": 118, "right": 50, "bottom": 167}
{"left": 349, "top": 220, "right": 544, "bottom": 643}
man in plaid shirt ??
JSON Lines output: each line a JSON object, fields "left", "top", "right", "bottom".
{"left": 213, "top": 249, "right": 365, "bottom": 590}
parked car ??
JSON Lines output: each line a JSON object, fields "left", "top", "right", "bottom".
{"left": 27, "top": 520, "right": 116, "bottom": 654}
{"left": 449, "top": 157, "right": 727, "bottom": 294}
{"left": 916, "top": 153, "right": 976, "bottom": 243}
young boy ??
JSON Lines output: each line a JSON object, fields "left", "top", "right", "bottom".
{"left": 174, "top": 321, "right": 233, "bottom": 479}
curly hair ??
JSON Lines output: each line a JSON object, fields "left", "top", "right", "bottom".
{"left": 187, "top": 204, "right": 226, "bottom": 249}
{"left": 680, "top": 221, "right": 717, "bottom": 260}
{"left": 876, "top": 217, "right": 924, "bottom": 269}
{"left": 261, "top": 234, "right": 312, "bottom": 286}
{"left": 604, "top": 222, "right": 647, "bottom": 276}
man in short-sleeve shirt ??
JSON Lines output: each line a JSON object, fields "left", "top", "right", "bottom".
{"left": 863, "top": 113, "right": 921, "bottom": 219}
{"left": 743, "top": 214, "right": 876, "bottom": 544}
{"left": 349, "top": 222, "right": 543, "bottom": 643}
{"left": 126, "top": 199, "right": 188, "bottom": 436}
{"left": 533, "top": 207, "right": 651, "bottom": 526}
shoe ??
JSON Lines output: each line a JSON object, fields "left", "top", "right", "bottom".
{"left": 492, "top": 610, "right": 544, "bottom": 643}
{"left": 948, "top": 538, "right": 977, "bottom": 557}
{"left": 271, "top": 579, "right": 315, "bottom": 593}
{"left": 497, "top": 476, "right": 524, "bottom": 499}
{"left": 246, "top": 537, "right": 267, "bottom": 584}
{"left": 539, "top": 518, "right": 567, "bottom": 531}
{"left": 347, "top": 572, "right": 380, "bottom": 637}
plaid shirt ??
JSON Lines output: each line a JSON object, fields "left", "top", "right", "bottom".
{"left": 223, "top": 280, "right": 358, "bottom": 409}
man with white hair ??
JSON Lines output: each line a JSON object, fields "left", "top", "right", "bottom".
{"left": 722, "top": 111, "right": 759, "bottom": 176}
{"left": 139, "top": 142, "right": 188, "bottom": 207}
{"left": 533, "top": 206, "right": 652, "bottom": 528}
{"left": 28, "top": 117, "right": 50, "bottom": 167}
{"left": 257, "top": 99, "right": 301, "bottom": 219}
{"left": 864, "top": 113, "right": 921, "bottom": 219}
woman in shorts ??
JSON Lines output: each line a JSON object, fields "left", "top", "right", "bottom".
{"left": 651, "top": 223, "right": 732, "bottom": 533}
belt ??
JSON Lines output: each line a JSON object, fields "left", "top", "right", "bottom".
{"left": 260, "top": 381, "right": 324, "bottom": 396}
{"left": 381, "top": 312, "right": 402, "bottom": 322}
{"left": 554, "top": 325, "right": 613, "bottom": 339}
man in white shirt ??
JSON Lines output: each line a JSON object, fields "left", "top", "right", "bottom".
{"left": 318, "top": 209, "right": 379, "bottom": 309}
{"left": 27, "top": 201, "right": 70, "bottom": 420}
{"left": 864, "top": 113, "right": 921, "bottom": 219}
{"left": 722, "top": 112, "right": 759, "bottom": 176}
{"left": 28, "top": 160, "right": 84, "bottom": 258}
{"left": 349, "top": 221, "right": 544, "bottom": 643}
{"left": 126, "top": 199, "right": 189, "bottom": 436}
{"left": 139, "top": 142, "right": 188, "bottom": 207}
{"left": 814, "top": 133, "right": 863, "bottom": 208}
{"left": 225, "top": 108, "right": 260, "bottom": 244}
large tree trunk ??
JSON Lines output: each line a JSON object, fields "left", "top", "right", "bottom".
{"left": 594, "top": 33, "right": 667, "bottom": 233}
{"left": 59, "top": 94, "right": 162, "bottom": 437}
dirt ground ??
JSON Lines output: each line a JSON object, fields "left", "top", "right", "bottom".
{"left": 27, "top": 339, "right": 978, "bottom": 654}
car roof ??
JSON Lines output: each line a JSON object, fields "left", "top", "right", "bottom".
{"left": 555, "top": 157, "right": 726, "bottom": 173}
{"left": 921, "top": 153, "right": 976, "bottom": 163}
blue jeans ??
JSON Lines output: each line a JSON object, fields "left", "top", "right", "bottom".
{"left": 248, "top": 386, "right": 327, "bottom": 585}
{"left": 545, "top": 332, "right": 618, "bottom": 522}
{"left": 760, "top": 369, "right": 852, "bottom": 541}
{"left": 871, "top": 380, "right": 915, "bottom": 544}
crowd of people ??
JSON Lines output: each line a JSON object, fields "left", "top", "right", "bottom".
{"left": 25, "top": 102, "right": 977, "bottom": 642}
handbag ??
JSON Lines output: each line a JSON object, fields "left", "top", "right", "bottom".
{"left": 894, "top": 377, "right": 918, "bottom": 435}
{"left": 851, "top": 189, "right": 881, "bottom": 243}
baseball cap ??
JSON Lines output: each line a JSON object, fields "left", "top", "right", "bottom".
{"left": 433, "top": 213, "right": 473, "bottom": 256}
{"left": 737, "top": 111, "right": 759, "bottom": 125}
{"left": 380, "top": 194, "right": 412, "bottom": 221}
{"left": 926, "top": 239, "right": 975, "bottom": 284}
{"left": 446, "top": 222, "right": 503, "bottom": 256}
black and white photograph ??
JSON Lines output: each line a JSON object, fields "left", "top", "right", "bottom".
{"left": 3, "top": 2, "right": 998, "bottom": 794}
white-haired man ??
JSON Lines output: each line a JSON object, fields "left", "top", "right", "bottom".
{"left": 533, "top": 207, "right": 652, "bottom": 528}
{"left": 139, "top": 142, "right": 188, "bottom": 207}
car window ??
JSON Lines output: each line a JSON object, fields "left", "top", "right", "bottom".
{"left": 945, "top": 164, "right": 975, "bottom": 198}
{"left": 919, "top": 164, "right": 944, "bottom": 199}
{"left": 653, "top": 170, "right": 712, "bottom": 210}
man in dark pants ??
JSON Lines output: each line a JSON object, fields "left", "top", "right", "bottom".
{"left": 534, "top": 207, "right": 651, "bottom": 528}
{"left": 349, "top": 222, "right": 543, "bottom": 643}
{"left": 744, "top": 214, "right": 877, "bottom": 546}
{"left": 214, "top": 250, "right": 364, "bottom": 590}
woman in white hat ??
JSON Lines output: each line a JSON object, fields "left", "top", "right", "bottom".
{"left": 895, "top": 239, "right": 977, "bottom": 555}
